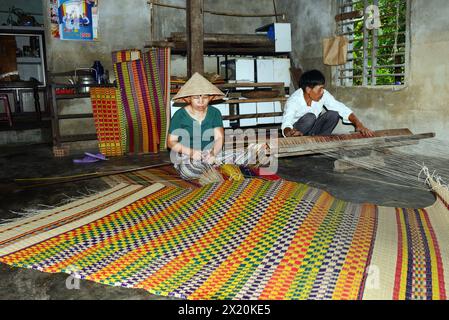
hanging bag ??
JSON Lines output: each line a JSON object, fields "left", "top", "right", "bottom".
{"left": 322, "top": 36, "right": 349, "bottom": 66}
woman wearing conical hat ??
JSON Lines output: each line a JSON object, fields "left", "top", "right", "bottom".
{"left": 167, "top": 73, "right": 225, "bottom": 180}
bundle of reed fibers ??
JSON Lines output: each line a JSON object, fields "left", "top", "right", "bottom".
{"left": 219, "top": 142, "right": 271, "bottom": 168}
{"left": 193, "top": 142, "right": 273, "bottom": 186}
{"left": 320, "top": 137, "right": 449, "bottom": 191}
{"left": 198, "top": 163, "right": 224, "bottom": 186}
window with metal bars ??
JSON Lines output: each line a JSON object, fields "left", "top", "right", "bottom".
{"left": 335, "top": 0, "right": 408, "bottom": 86}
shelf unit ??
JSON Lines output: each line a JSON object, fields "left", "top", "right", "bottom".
{"left": 218, "top": 82, "right": 286, "bottom": 129}
{"left": 0, "top": 26, "right": 47, "bottom": 86}
{"left": 50, "top": 83, "right": 115, "bottom": 146}
{"left": 0, "top": 26, "right": 49, "bottom": 117}
{"left": 220, "top": 58, "right": 290, "bottom": 128}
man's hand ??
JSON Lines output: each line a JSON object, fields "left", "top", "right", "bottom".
{"left": 349, "top": 113, "right": 375, "bottom": 137}
{"left": 356, "top": 125, "right": 375, "bottom": 137}
{"left": 283, "top": 127, "right": 304, "bottom": 137}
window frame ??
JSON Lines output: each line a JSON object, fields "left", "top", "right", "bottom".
{"left": 333, "top": 0, "right": 410, "bottom": 88}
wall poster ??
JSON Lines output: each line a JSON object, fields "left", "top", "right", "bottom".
{"left": 50, "top": 0, "right": 98, "bottom": 41}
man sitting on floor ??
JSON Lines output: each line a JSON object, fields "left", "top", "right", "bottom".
{"left": 282, "top": 69, "right": 374, "bottom": 138}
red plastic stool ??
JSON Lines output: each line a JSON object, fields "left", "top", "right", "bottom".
{"left": 0, "top": 93, "right": 13, "bottom": 127}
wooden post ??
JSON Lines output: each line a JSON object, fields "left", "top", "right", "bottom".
{"left": 186, "top": 0, "right": 204, "bottom": 76}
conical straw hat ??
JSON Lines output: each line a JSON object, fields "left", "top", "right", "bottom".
{"left": 172, "top": 72, "right": 225, "bottom": 102}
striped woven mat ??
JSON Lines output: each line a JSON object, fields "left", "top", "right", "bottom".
{"left": 1, "top": 178, "right": 448, "bottom": 300}
{"left": 114, "top": 59, "right": 160, "bottom": 154}
{"left": 143, "top": 48, "right": 170, "bottom": 151}
{"left": 107, "top": 48, "right": 170, "bottom": 155}
{"left": 112, "top": 49, "right": 141, "bottom": 64}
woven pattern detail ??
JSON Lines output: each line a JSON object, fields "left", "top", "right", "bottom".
{"left": 90, "top": 87, "right": 123, "bottom": 156}
{"left": 393, "top": 208, "right": 446, "bottom": 300}
{"left": 1, "top": 179, "right": 448, "bottom": 300}
{"left": 143, "top": 48, "right": 170, "bottom": 150}
{"left": 113, "top": 59, "right": 159, "bottom": 154}
{"left": 108, "top": 48, "right": 170, "bottom": 154}
{"left": 111, "top": 49, "right": 141, "bottom": 64}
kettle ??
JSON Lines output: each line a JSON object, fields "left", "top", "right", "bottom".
{"left": 68, "top": 68, "right": 97, "bottom": 94}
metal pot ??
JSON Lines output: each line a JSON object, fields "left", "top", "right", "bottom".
{"left": 68, "top": 68, "right": 97, "bottom": 93}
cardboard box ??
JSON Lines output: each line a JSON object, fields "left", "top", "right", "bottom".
{"left": 0, "top": 35, "right": 18, "bottom": 77}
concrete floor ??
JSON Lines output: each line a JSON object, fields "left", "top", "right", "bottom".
{"left": 0, "top": 143, "right": 437, "bottom": 300}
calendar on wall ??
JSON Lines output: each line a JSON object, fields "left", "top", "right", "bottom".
{"left": 50, "top": 0, "right": 99, "bottom": 41}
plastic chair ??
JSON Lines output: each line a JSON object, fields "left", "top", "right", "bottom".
{"left": 0, "top": 93, "right": 13, "bottom": 127}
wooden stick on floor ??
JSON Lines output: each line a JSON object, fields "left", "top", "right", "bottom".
{"left": 13, "top": 162, "right": 172, "bottom": 190}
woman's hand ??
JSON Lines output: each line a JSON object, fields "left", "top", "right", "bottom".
{"left": 202, "top": 151, "right": 216, "bottom": 165}
{"left": 205, "top": 155, "right": 216, "bottom": 165}
{"left": 191, "top": 150, "right": 203, "bottom": 161}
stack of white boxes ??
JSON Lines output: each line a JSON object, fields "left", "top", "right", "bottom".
{"left": 219, "top": 58, "right": 256, "bottom": 127}
{"left": 216, "top": 57, "right": 290, "bottom": 128}
{"left": 256, "top": 58, "right": 290, "bottom": 126}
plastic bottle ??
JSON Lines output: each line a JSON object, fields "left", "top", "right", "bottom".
{"left": 92, "top": 60, "right": 104, "bottom": 84}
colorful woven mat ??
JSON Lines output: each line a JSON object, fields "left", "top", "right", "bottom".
{"left": 145, "top": 47, "right": 171, "bottom": 150}
{"left": 1, "top": 178, "right": 448, "bottom": 300}
{"left": 111, "top": 49, "right": 141, "bottom": 64}
{"left": 155, "top": 48, "right": 171, "bottom": 119}
{"left": 101, "top": 164, "right": 202, "bottom": 189}
{"left": 143, "top": 49, "right": 168, "bottom": 151}
{"left": 114, "top": 59, "right": 160, "bottom": 154}
{"left": 90, "top": 87, "right": 124, "bottom": 157}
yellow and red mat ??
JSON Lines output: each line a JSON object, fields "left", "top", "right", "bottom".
{"left": 90, "top": 87, "right": 124, "bottom": 157}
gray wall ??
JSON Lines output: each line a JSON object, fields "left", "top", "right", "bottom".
{"left": 43, "top": 0, "right": 277, "bottom": 75}
{"left": 37, "top": 0, "right": 278, "bottom": 150}
{"left": 276, "top": 0, "right": 449, "bottom": 143}
{"left": 42, "top": 0, "right": 152, "bottom": 75}
{"left": 153, "top": 0, "right": 276, "bottom": 40}
{"left": 275, "top": 0, "right": 333, "bottom": 77}
{"left": 8, "top": 1, "right": 447, "bottom": 148}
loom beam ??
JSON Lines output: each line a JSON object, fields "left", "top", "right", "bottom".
{"left": 274, "top": 131, "right": 435, "bottom": 158}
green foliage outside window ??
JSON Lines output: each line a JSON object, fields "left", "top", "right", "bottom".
{"left": 339, "top": 0, "right": 407, "bottom": 86}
